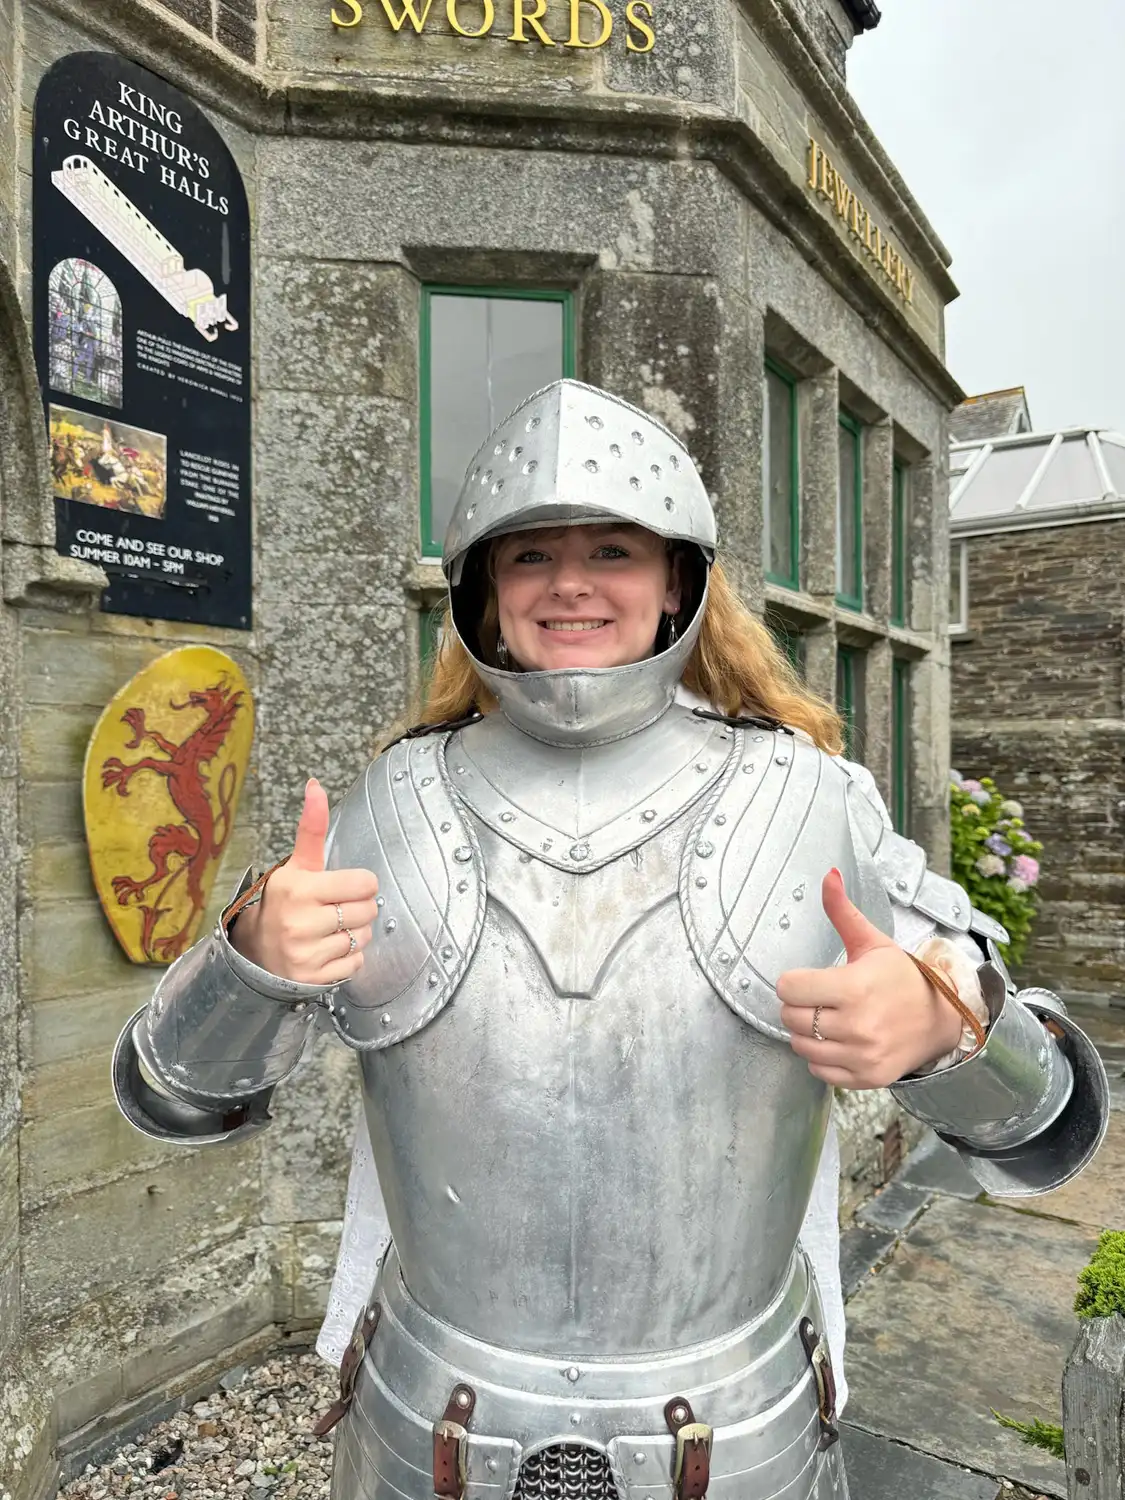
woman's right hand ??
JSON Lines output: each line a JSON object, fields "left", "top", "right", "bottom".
{"left": 230, "top": 778, "right": 380, "bottom": 986}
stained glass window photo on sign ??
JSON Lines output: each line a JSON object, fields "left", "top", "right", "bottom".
{"left": 47, "top": 256, "right": 123, "bottom": 407}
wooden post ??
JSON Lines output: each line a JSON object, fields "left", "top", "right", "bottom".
{"left": 1063, "top": 1315, "right": 1125, "bottom": 1498}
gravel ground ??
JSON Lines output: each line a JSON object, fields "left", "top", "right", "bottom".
{"left": 61, "top": 1353, "right": 337, "bottom": 1500}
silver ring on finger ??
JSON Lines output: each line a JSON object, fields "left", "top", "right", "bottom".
{"left": 812, "top": 1006, "right": 825, "bottom": 1042}
{"left": 334, "top": 903, "right": 345, "bottom": 933}
{"left": 344, "top": 926, "right": 357, "bottom": 955}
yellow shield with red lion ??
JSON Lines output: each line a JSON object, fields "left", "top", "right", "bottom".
{"left": 83, "top": 646, "right": 254, "bottom": 965}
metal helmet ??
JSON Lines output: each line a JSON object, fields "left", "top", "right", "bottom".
{"left": 442, "top": 380, "right": 717, "bottom": 745}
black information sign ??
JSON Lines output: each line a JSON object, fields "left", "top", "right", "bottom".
{"left": 33, "top": 52, "right": 251, "bottom": 629}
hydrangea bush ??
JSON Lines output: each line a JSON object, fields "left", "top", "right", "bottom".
{"left": 949, "top": 771, "right": 1043, "bottom": 965}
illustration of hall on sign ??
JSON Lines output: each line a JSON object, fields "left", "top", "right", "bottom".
{"left": 51, "top": 154, "right": 237, "bottom": 343}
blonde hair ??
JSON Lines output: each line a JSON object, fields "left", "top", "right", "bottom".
{"left": 403, "top": 559, "right": 844, "bottom": 755}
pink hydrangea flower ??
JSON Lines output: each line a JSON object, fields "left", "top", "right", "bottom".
{"left": 960, "top": 779, "right": 983, "bottom": 793}
{"left": 1010, "top": 854, "right": 1039, "bottom": 887}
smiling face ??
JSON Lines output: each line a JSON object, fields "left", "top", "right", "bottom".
{"left": 491, "top": 523, "right": 682, "bottom": 672}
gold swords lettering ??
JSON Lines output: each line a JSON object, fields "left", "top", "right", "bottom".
{"left": 807, "top": 137, "right": 915, "bottom": 306}
{"left": 331, "top": 0, "right": 656, "bottom": 51}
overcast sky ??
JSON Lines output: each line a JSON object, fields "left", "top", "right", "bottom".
{"left": 848, "top": 0, "right": 1125, "bottom": 434}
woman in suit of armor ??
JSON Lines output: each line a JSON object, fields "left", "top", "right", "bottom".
{"left": 114, "top": 380, "right": 1107, "bottom": 1500}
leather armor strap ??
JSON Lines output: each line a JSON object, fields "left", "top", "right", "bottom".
{"left": 433, "top": 1383, "right": 476, "bottom": 1498}
{"left": 222, "top": 857, "right": 290, "bottom": 933}
{"left": 799, "top": 1318, "right": 840, "bottom": 1451}
{"left": 313, "top": 1301, "right": 381, "bottom": 1438}
{"left": 664, "top": 1397, "right": 712, "bottom": 1500}
{"left": 907, "top": 952, "right": 987, "bottom": 1056}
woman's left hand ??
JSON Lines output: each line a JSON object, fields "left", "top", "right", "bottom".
{"left": 777, "top": 867, "right": 964, "bottom": 1089}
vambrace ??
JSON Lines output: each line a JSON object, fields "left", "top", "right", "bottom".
{"left": 112, "top": 867, "right": 332, "bottom": 1146}
{"left": 890, "top": 965, "right": 1110, "bottom": 1197}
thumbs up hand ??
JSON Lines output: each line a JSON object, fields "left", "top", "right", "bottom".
{"left": 777, "top": 868, "right": 964, "bottom": 1090}
{"left": 229, "top": 778, "right": 380, "bottom": 986}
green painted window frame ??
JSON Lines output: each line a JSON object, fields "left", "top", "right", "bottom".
{"left": 836, "top": 409, "right": 864, "bottom": 612}
{"left": 763, "top": 357, "right": 800, "bottom": 591}
{"left": 836, "top": 645, "right": 859, "bottom": 760}
{"left": 891, "top": 460, "right": 910, "bottom": 628}
{"left": 891, "top": 656, "right": 912, "bottom": 833}
{"left": 419, "top": 286, "right": 577, "bottom": 559}
{"left": 765, "top": 612, "right": 805, "bottom": 679}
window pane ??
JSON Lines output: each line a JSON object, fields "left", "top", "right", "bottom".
{"left": 949, "top": 542, "right": 966, "bottom": 630}
{"left": 764, "top": 367, "right": 795, "bottom": 584}
{"left": 891, "top": 463, "right": 910, "bottom": 626}
{"left": 766, "top": 612, "right": 804, "bottom": 678}
{"left": 426, "top": 294, "right": 565, "bottom": 554}
{"left": 891, "top": 658, "right": 912, "bottom": 834}
{"left": 836, "top": 646, "right": 865, "bottom": 760}
{"left": 837, "top": 421, "right": 861, "bottom": 605}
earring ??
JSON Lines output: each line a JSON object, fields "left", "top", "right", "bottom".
{"left": 665, "top": 614, "right": 678, "bottom": 647}
{"left": 496, "top": 634, "right": 510, "bottom": 669}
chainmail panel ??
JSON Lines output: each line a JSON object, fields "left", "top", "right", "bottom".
{"left": 513, "top": 1443, "right": 620, "bottom": 1500}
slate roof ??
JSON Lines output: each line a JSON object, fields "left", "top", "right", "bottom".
{"left": 949, "top": 388, "right": 1032, "bottom": 444}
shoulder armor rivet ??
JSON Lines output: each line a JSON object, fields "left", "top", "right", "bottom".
{"left": 453, "top": 846, "right": 473, "bottom": 863}
{"left": 565, "top": 1366, "right": 581, "bottom": 1382}
{"left": 456, "top": 766, "right": 467, "bottom": 775}
{"left": 519, "top": 851, "right": 532, "bottom": 863}
{"left": 441, "top": 946, "right": 454, "bottom": 960}
{"left": 743, "top": 763, "right": 755, "bottom": 774}
{"left": 569, "top": 843, "right": 591, "bottom": 862}
{"left": 641, "top": 808, "right": 657, "bottom": 822}
{"left": 393, "top": 771, "right": 405, "bottom": 782}
{"left": 895, "top": 878, "right": 908, "bottom": 893}
{"left": 717, "top": 952, "right": 730, "bottom": 965}
{"left": 456, "top": 879, "right": 469, "bottom": 892}
{"left": 458, "top": 1386, "right": 473, "bottom": 1406}
{"left": 753, "top": 734, "right": 765, "bottom": 743}
{"left": 500, "top": 811, "right": 515, "bottom": 823}
{"left": 421, "top": 776, "right": 434, "bottom": 787}
{"left": 486, "top": 1459, "right": 498, "bottom": 1475}
{"left": 671, "top": 1405, "right": 687, "bottom": 1423}
{"left": 385, "top": 918, "right": 397, "bottom": 933}
{"left": 714, "top": 814, "right": 727, "bottom": 826}
{"left": 381, "top": 1013, "right": 391, "bottom": 1027}
{"left": 633, "top": 1453, "right": 646, "bottom": 1466}
{"left": 695, "top": 840, "right": 714, "bottom": 858}
{"left": 779, "top": 913, "right": 791, "bottom": 929}
{"left": 695, "top": 762, "right": 708, "bottom": 772}
{"left": 569, "top": 1412, "right": 582, "bottom": 1426}
{"left": 953, "top": 903, "right": 963, "bottom": 917}
{"left": 428, "top": 972, "right": 440, "bottom": 987}
{"left": 775, "top": 755, "right": 790, "bottom": 766}
{"left": 376, "top": 896, "right": 385, "bottom": 908}
{"left": 739, "top": 978, "right": 751, "bottom": 991}
{"left": 440, "top": 822, "right": 451, "bottom": 833}
{"left": 695, "top": 876, "right": 708, "bottom": 889}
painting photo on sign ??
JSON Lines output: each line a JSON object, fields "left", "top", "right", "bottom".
{"left": 47, "top": 257, "right": 123, "bottom": 407}
{"left": 49, "top": 403, "right": 167, "bottom": 517}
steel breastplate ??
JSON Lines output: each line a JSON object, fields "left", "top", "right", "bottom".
{"left": 324, "top": 707, "right": 878, "bottom": 1358}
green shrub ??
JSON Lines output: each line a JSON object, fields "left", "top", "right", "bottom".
{"left": 949, "top": 772, "right": 1043, "bottom": 965}
{"left": 990, "top": 1413, "right": 1065, "bottom": 1460}
{"left": 1075, "top": 1230, "right": 1125, "bottom": 1320}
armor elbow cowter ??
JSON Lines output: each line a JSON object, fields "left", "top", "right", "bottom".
{"left": 112, "top": 866, "right": 330, "bottom": 1146}
{"left": 890, "top": 965, "right": 1110, "bottom": 1197}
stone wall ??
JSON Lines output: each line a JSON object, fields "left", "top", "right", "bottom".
{"left": 951, "top": 520, "right": 1125, "bottom": 1001}
{"left": 155, "top": 0, "right": 258, "bottom": 61}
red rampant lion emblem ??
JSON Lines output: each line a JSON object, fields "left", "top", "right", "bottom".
{"left": 101, "top": 679, "right": 244, "bottom": 962}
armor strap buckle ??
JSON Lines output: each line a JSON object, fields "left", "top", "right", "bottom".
{"left": 312, "top": 1301, "right": 381, "bottom": 1439}
{"left": 799, "top": 1317, "right": 840, "bottom": 1451}
{"left": 433, "top": 1383, "right": 476, "bottom": 1498}
{"left": 664, "top": 1397, "right": 712, "bottom": 1500}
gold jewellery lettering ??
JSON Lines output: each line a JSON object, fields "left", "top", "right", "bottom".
{"left": 331, "top": 0, "right": 656, "bottom": 51}
{"left": 807, "top": 138, "right": 914, "bottom": 305}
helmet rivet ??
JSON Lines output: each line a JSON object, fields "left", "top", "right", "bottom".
{"left": 565, "top": 1366, "right": 581, "bottom": 1383}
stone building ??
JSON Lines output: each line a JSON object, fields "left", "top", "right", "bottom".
{"left": 949, "top": 396, "right": 1125, "bottom": 1003}
{"left": 0, "top": 1, "right": 964, "bottom": 1494}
